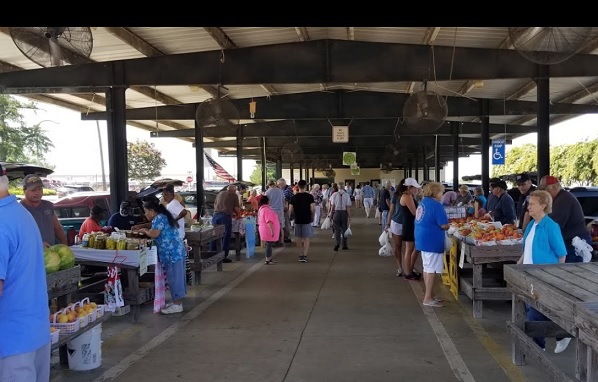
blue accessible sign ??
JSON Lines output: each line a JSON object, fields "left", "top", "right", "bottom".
{"left": 492, "top": 139, "right": 505, "bottom": 165}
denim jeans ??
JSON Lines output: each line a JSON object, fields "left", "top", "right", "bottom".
{"left": 210, "top": 212, "right": 232, "bottom": 257}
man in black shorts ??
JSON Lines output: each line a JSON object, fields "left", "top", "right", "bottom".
{"left": 288, "top": 180, "right": 315, "bottom": 262}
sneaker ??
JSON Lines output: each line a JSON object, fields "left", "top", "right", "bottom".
{"left": 265, "top": 259, "right": 277, "bottom": 265}
{"left": 342, "top": 245, "right": 349, "bottom": 250}
{"left": 161, "top": 303, "right": 183, "bottom": 315}
{"left": 222, "top": 258, "right": 232, "bottom": 263}
{"left": 404, "top": 273, "right": 420, "bottom": 281}
{"left": 299, "top": 256, "right": 307, "bottom": 263}
{"left": 333, "top": 245, "right": 339, "bottom": 251}
{"left": 396, "top": 267, "right": 403, "bottom": 277}
{"left": 555, "top": 338, "right": 572, "bottom": 353}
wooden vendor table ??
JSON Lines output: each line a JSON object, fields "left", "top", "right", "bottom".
{"left": 185, "top": 225, "right": 226, "bottom": 285}
{"left": 71, "top": 247, "right": 152, "bottom": 324}
{"left": 454, "top": 239, "right": 522, "bottom": 318}
{"left": 504, "top": 262, "right": 598, "bottom": 382}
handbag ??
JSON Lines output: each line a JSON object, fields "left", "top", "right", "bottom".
{"left": 375, "top": 209, "right": 381, "bottom": 218}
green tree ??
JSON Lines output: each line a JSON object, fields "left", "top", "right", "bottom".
{"left": 0, "top": 95, "right": 54, "bottom": 165}
{"left": 559, "top": 139, "right": 598, "bottom": 186}
{"left": 249, "top": 164, "right": 276, "bottom": 185}
{"left": 492, "top": 143, "right": 537, "bottom": 177}
{"left": 128, "top": 139, "right": 166, "bottom": 185}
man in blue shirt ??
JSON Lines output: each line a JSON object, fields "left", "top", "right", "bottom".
{"left": 107, "top": 201, "right": 137, "bottom": 230}
{"left": 362, "top": 182, "right": 376, "bottom": 218}
{"left": 0, "top": 163, "right": 51, "bottom": 381}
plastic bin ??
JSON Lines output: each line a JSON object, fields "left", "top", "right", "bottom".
{"left": 67, "top": 324, "right": 102, "bottom": 371}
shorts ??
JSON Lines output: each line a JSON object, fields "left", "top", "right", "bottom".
{"left": 363, "top": 198, "right": 374, "bottom": 208}
{"left": 421, "top": 251, "right": 444, "bottom": 274}
{"left": 390, "top": 221, "right": 403, "bottom": 236}
{"left": 294, "top": 224, "right": 313, "bottom": 238}
{"left": 0, "top": 342, "right": 50, "bottom": 382}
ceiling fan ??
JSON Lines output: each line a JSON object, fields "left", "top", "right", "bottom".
{"left": 508, "top": 27, "right": 592, "bottom": 65}
{"left": 9, "top": 27, "right": 93, "bottom": 67}
{"left": 402, "top": 82, "right": 448, "bottom": 133}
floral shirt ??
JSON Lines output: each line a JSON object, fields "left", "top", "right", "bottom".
{"left": 310, "top": 189, "right": 323, "bottom": 206}
{"left": 151, "top": 213, "right": 186, "bottom": 265}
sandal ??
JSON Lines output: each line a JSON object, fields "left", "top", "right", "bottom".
{"left": 422, "top": 300, "right": 444, "bottom": 308}
{"left": 433, "top": 296, "right": 444, "bottom": 303}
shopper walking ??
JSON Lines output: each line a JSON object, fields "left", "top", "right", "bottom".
{"left": 289, "top": 180, "right": 316, "bottom": 262}
{"left": 329, "top": 182, "right": 352, "bottom": 251}
{"left": 257, "top": 195, "right": 280, "bottom": 264}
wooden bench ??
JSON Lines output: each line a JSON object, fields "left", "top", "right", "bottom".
{"left": 504, "top": 262, "right": 598, "bottom": 382}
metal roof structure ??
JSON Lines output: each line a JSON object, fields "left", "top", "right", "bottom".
{"left": 2, "top": 27, "right": 598, "bottom": 171}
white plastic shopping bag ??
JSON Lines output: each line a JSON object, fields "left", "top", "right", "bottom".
{"left": 375, "top": 209, "right": 381, "bottom": 219}
{"left": 344, "top": 225, "right": 353, "bottom": 237}
{"left": 378, "top": 231, "right": 389, "bottom": 247}
{"left": 378, "top": 241, "right": 394, "bottom": 257}
{"left": 321, "top": 216, "right": 331, "bottom": 230}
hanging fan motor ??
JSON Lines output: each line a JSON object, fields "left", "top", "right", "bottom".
{"left": 403, "top": 89, "right": 448, "bottom": 133}
{"left": 195, "top": 97, "right": 240, "bottom": 129}
{"left": 9, "top": 27, "right": 93, "bottom": 67}
{"left": 380, "top": 162, "right": 394, "bottom": 174}
{"left": 280, "top": 142, "right": 303, "bottom": 164}
{"left": 508, "top": 27, "right": 592, "bottom": 65}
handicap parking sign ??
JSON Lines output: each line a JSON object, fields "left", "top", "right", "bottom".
{"left": 492, "top": 139, "right": 505, "bottom": 165}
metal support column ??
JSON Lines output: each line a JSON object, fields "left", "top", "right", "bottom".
{"left": 452, "top": 121, "right": 460, "bottom": 192}
{"left": 434, "top": 135, "right": 440, "bottom": 182}
{"left": 194, "top": 120, "right": 205, "bottom": 217}
{"left": 105, "top": 87, "right": 128, "bottom": 214}
{"left": 536, "top": 65, "right": 550, "bottom": 179}
{"left": 290, "top": 163, "right": 294, "bottom": 185}
{"left": 276, "top": 155, "right": 282, "bottom": 180}
{"left": 422, "top": 147, "right": 428, "bottom": 181}
{"left": 236, "top": 124, "right": 243, "bottom": 181}
{"left": 414, "top": 154, "right": 419, "bottom": 181}
{"left": 261, "top": 137, "right": 267, "bottom": 191}
{"left": 481, "top": 99, "right": 490, "bottom": 195}
{"left": 299, "top": 162, "right": 303, "bottom": 182}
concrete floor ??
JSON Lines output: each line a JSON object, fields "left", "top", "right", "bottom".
{"left": 50, "top": 213, "right": 579, "bottom": 382}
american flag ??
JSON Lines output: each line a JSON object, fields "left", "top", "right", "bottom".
{"left": 204, "top": 151, "right": 236, "bottom": 182}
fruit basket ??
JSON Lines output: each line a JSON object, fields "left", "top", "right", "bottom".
{"left": 50, "top": 309, "right": 80, "bottom": 336}
{"left": 96, "top": 304, "right": 106, "bottom": 318}
{"left": 50, "top": 328, "right": 60, "bottom": 344}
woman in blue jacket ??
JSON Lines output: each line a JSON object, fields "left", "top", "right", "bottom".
{"left": 517, "top": 190, "right": 567, "bottom": 352}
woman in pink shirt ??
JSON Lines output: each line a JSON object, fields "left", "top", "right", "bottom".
{"left": 257, "top": 195, "right": 281, "bottom": 264}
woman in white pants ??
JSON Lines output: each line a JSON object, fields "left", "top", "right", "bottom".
{"left": 310, "top": 184, "right": 323, "bottom": 227}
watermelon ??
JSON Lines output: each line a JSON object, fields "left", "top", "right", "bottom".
{"left": 50, "top": 244, "right": 75, "bottom": 270}
{"left": 44, "top": 248, "right": 61, "bottom": 274}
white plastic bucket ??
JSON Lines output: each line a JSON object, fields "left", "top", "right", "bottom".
{"left": 67, "top": 324, "right": 102, "bottom": 371}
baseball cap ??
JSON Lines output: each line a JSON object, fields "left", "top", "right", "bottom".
{"left": 459, "top": 184, "right": 469, "bottom": 192}
{"left": 90, "top": 205, "right": 106, "bottom": 216}
{"left": 545, "top": 176, "right": 560, "bottom": 186}
{"left": 404, "top": 178, "right": 422, "bottom": 188}
{"left": 516, "top": 173, "right": 530, "bottom": 184}
{"left": 23, "top": 174, "right": 43, "bottom": 190}
{"left": 120, "top": 201, "right": 132, "bottom": 209}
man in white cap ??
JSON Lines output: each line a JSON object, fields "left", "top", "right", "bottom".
{"left": 0, "top": 163, "right": 51, "bottom": 381}
{"left": 20, "top": 174, "right": 67, "bottom": 248}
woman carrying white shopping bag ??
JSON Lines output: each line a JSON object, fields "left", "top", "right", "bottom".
{"left": 329, "top": 181, "right": 352, "bottom": 251}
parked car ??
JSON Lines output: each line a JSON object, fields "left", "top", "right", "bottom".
{"left": 179, "top": 190, "right": 218, "bottom": 219}
{"left": 57, "top": 184, "right": 94, "bottom": 198}
{"left": 54, "top": 190, "right": 140, "bottom": 233}
{"left": 568, "top": 186, "right": 598, "bottom": 225}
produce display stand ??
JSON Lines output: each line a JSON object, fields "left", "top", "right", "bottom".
{"left": 449, "top": 237, "right": 522, "bottom": 318}
{"left": 47, "top": 265, "right": 111, "bottom": 366}
{"left": 185, "top": 225, "right": 226, "bottom": 285}
{"left": 70, "top": 247, "right": 152, "bottom": 324}
{"left": 504, "top": 262, "right": 598, "bottom": 381}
